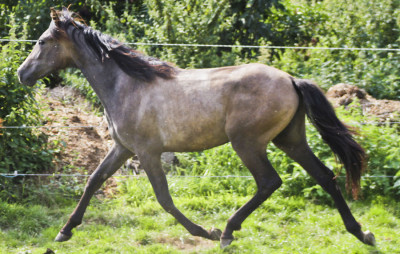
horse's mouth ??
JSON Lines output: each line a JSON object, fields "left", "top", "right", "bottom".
{"left": 17, "top": 68, "right": 51, "bottom": 87}
{"left": 18, "top": 74, "right": 39, "bottom": 86}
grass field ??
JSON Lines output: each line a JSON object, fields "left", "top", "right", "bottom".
{"left": 1, "top": 177, "right": 399, "bottom": 254}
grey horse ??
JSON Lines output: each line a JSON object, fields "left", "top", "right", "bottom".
{"left": 17, "top": 7, "right": 375, "bottom": 248}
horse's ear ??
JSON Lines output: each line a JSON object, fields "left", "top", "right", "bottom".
{"left": 50, "top": 7, "right": 61, "bottom": 27}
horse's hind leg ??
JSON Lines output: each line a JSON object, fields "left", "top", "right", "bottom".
{"left": 272, "top": 110, "right": 375, "bottom": 246}
{"left": 220, "top": 141, "right": 282, "bottom": 247}
{"left": 138, "top": 151, "right": 222, "bottom": 241}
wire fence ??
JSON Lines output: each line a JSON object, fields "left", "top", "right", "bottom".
{"left": 1, "top": 120, "right": 399, "bottom": 129}
{"left": 0, "top": 172, "right": 397, "bottom": 179}
{"left": 0, "top": 125, "right": 101, "bottom": 129}
{"left": 2, "top": 38, "right": 400, "bottom": 52}
{"left": 1, "top": 38, "right": 399, "bottom": 180}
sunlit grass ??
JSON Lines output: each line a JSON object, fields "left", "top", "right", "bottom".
{"left": 1, "top": 177, "right": 399, "bottom": 253}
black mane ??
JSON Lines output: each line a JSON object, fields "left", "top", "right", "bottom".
{"left": 53, "top": 9, "right": 175, "bottom": 82}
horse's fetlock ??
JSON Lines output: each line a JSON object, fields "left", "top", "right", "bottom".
{"left": 190, "top": 225, "right": 208, "bottom": 238}
{"left": 68, "top": 217, "right": 82, "bottom": 228}
{"left": 346, "top": 222, "right": 361, "bottom": 234}
{"left": 226, "top": 219, "right": 242, "bottom": 232}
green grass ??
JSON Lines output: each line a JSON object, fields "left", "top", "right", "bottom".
{"left": 1, "top": 177, "right": 399, "bottom": 253}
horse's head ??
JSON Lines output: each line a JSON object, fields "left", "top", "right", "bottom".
{"left": 17, "top": 8, "right": 76, "bottom": 86}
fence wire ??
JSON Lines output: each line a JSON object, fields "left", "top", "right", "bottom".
{"left": 2, "top": 38, "right": 400, "bottom": 52}
{"left": 1, "top": 121, "right": 399, "bottom": 129}
{"left": 0, "top": 172, "right": 397, "bottom": 179}
{"left": 0, "top": 125, "right": 101, "bottom": 129}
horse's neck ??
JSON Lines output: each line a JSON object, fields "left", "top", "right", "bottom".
{"left": 77, "top": 57, "right": 123, "bottom": 113}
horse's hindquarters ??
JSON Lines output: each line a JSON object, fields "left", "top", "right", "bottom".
{"left": 224, "top": 67, "right": 299, "bottom": 147}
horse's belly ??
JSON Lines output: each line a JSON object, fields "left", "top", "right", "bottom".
{"left": 160, "top": 115, "right": 229, "bottom": 152}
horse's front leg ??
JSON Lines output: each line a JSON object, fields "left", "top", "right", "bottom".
{"left": 55, "top": 143, "right": 132, "bottom": 242}
{"left": 138, "top": 151, "right": 222, "bottom": 241}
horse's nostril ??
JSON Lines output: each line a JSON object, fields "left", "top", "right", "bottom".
{"left": 17, "top": 67, "right": 24, "bottom": 83}
{"left": 16, "top": 66, "right": 32, "bottom": 85}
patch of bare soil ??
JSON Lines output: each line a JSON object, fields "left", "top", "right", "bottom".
{"left": 39, "top": 86, "right": 111, "bottom": 174}
{"left": 155, "top": 234, "right": 216, "bottom": 252}
{"left": 326, "top": 83, "right": 400, "bottom": 122}
{"left": 37, "top": 86, "right": 121, "bottom": 196}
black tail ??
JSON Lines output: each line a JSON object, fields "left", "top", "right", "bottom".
{"left": 292, "top": 78, "right": 366, "bottom": 198}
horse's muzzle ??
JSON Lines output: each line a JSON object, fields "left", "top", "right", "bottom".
{"left": 17, "top": 65, "right": 36, "bottom": 86}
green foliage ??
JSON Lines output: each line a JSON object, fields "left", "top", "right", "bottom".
{"left": 264, "top": 0, "right": 400, "bottom": 100}
{"left": 0, "top": 202, "right": 51, "bottom": 235}
{"left": 2, "top": 0, "right": 400, "bottom": 97}
{"left": 88, "top": 0, "right": 239, "bottom": 68}
{"left": 61, "top": 70, "right": 101, "bottom": 108}
{"left": 0, "top": 15, "right": 53, "bottom": 199}
{"left": 0, "top": 0, "right": 87, "bottom": 39}
{"left": 329, "top": 105, "right": 400, "bottom": 198}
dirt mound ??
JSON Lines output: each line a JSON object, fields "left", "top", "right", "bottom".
{"left": 39, "top": 86, "right": 111, "bottom": 174}
{"left": 326, "top": 83, "right": 400, "bottom": 122}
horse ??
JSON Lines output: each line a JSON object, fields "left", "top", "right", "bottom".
{"left": 17, "top": 7, "right": 375, "bottom": 248}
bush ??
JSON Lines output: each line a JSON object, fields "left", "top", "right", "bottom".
{"left": 0, "top": 15, "right": 53, "bottom": 201}
{"left": 264, "top": 0, "right": 400, "bottom": 100}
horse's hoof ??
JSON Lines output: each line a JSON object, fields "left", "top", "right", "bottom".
{"left": 220, "top": 238, "right": 234, "bottom": 248}
{"left": 209, "top": 227, "right": 222, "bottom": 241}
{"left": 364, "top": 230, "right": 376, "bottom": 246}
{"left": 55, "top": 232, "right": 72, "bottom": 242}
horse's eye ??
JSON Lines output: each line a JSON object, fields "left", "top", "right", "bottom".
{"left": 38, "top": 40, "right": 45, "bottom": 45}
